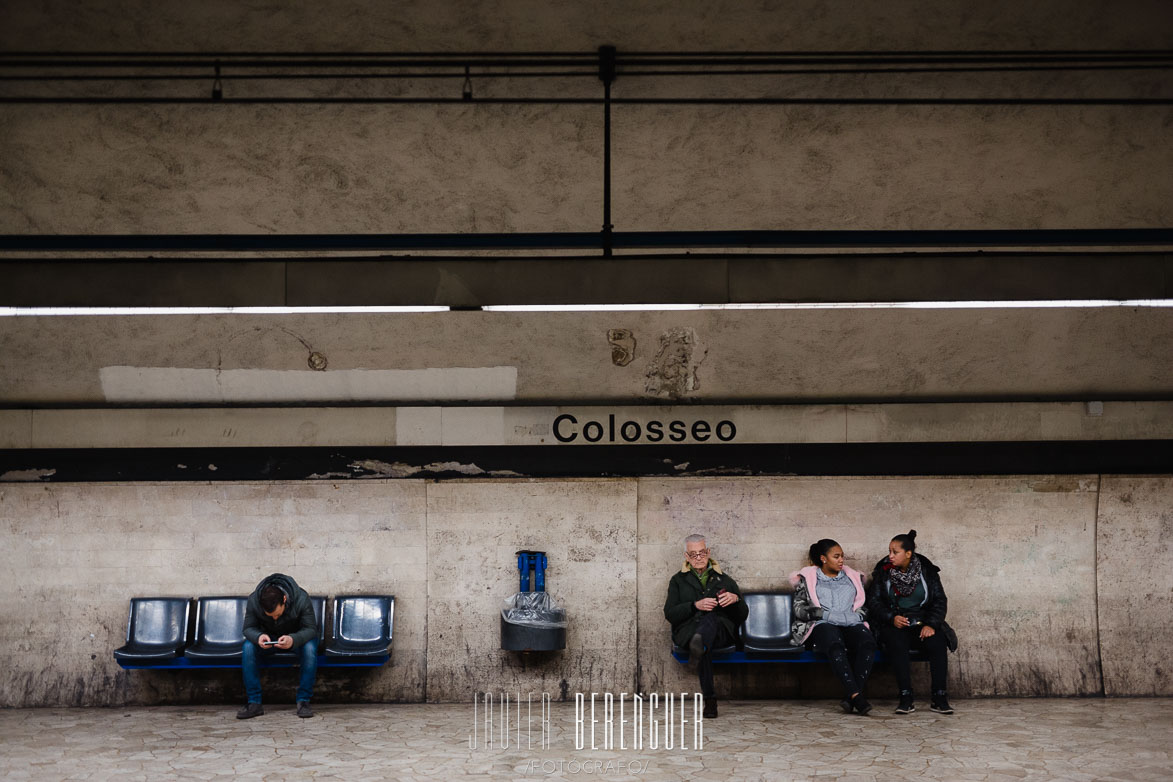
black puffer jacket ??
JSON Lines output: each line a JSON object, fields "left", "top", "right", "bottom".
{"left": 664, "top": 561, "right": 749, "bottom": 648}
{"left": 867, "top": 553, "right": 948, "bottom": 631}
{"left": 242, "top": 573, "right": 318, "bottom": 648}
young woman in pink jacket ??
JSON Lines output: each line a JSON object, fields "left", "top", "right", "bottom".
{"left": 791, "top": 538, "right": 876, "bottom": 715}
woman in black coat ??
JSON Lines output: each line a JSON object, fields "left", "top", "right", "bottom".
{"left": 867, "top": 530, "right": 954, "bottom": 715}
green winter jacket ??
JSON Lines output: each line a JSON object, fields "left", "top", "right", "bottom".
{"left": 663, "top": 560, "right": 749, "bottom": 647}
{"left": 242, "top": 573, "right": 318, "bottom": 648}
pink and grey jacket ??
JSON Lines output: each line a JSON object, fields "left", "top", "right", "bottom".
{"left": 788, "top": 565, "right": 869, "bottom": 646}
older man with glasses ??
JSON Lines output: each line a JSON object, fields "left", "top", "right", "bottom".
{"left": 663, "top": 533, "right": 748, "bottom": 718}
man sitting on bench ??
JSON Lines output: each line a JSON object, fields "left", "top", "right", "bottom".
{"left": 664, "top": 534, "right": 748, "bottom": 719}
{"left": 237, "top": 573, "right": 319, "bottom": 720}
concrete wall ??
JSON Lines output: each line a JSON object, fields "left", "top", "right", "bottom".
{"left": 4, "top": 104, "right": 1170, "bottom": 237}
{"left": 2, "top": 6, "right": 1169, "bottom": 245}
{"left": 2, "top": 474, "right": 1169, "bottom": 707}
{"left": 424, "top": 480, "right": 638, "bottom": 702}
{"left": 5, "top": 1, "right": 1170, "bottom": 52}
{"left": 3, "top": 308, "right": 1172, "bottom": 406}
{"left": 1097, "top": 475, "right": 1173, "bottom": 696}
{"left": 636, "top": 476, "right": 1105, "bottom": 699}
{"left": 0, "top": 481, "right": 429, "bottom": 706}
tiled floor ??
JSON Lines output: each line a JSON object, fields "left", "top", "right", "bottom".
{"left": 0, "top": 698, "right": 1169, "bottom": 781}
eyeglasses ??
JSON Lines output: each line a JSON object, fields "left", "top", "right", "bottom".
{"left": 685, "top": 548, "right": 710, "bottom": 559}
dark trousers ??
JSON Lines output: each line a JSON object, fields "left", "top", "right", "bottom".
{"left": 878, "top": 624, "right": 949, "bottom": 693}
{"left": 805, "top": 623, "right": 876, "bottom": 698}
{"left": 692, "top": 613, "right": 736, "bottom": 698}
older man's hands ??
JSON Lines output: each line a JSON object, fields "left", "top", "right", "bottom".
{"left": 695, "top": 593, "right": 739, "bottom": 611}
{"left": 716, "top": 591, "right": 739, "bottom": 608}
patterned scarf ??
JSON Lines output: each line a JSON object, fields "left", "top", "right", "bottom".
{"left": 887, "top": 553, "right": 923, "bottom": 597}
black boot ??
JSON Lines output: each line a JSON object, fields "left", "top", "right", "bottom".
{"left": 702, "top": 696, "right": 718, "bottom": 719}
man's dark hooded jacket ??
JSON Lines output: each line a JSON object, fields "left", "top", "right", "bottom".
{"left": 664, "top": 559, "right": 749, "bottom": 647}
{"left": 242, "top": 573, "right": 317, "bottom": 648}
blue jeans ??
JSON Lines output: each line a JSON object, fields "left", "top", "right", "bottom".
{"left": 242, "top": 638, "right": 318, "bottom": 704}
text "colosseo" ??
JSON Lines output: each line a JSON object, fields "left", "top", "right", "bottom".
{"left": 552, "top": 414, "right": 736, "bottom": 444}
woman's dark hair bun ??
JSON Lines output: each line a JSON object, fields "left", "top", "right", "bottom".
{"left": 809, "top": 538, "right": 840, "bottom": 566}
{"left": 891, "top": 529, "right": 917, "bottom": 552}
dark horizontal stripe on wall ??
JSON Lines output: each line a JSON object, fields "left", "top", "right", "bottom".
{"left": 1, "top": 441, "right": 1171, "bottom": 483}
{"left": 5, "top": 229, "right": 1173, "bottom": 252}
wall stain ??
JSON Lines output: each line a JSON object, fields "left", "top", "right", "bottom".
{"left": 607, "top": 329, "right": 636, "bottom": 367}
{"left": 644, "top": 327, "right": 706, "bottom": 399}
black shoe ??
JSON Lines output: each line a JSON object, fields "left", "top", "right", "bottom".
{"left": 895, "top": 691, "right": 915, "bottom": 714}
{"left": 930, "top": 691, "right": 954, "bottom": 714}
{"left": 687, "top": 633, "right": 704, "bottom": 674}
{"left": 851, "top": 695, "right": 873, "bottom": 716}
{"left": 702, "top": 697, "right": 717, "bottom": 719}
{"left": 236, "top": 702, "right": 264, "bottom": 720}
{"left": 838, "top": 699, "right": 853, "bottom": 714}
{"left": 296, "top": 701, "right": 314, "bottom": 718}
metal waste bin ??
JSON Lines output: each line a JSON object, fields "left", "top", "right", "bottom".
{"left": 501, "top": 550, "right": 566, "bottom": 651}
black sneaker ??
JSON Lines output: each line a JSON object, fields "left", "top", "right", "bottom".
{"left": 851, "top": 695, "right": 873, "bottom": 716}
{"left": 296, "top": 701, "right": 314, "bottom": 718}
{"left": 236, "top": 702, "right": 264, "bottom": 720}
{"left": 838, "top": 698, "right": 853, "bottom": 714}
{"left": 702, "top": 697, "right": 718, "bottom": 719}
{"left": 930, "top": 692, "right": 954, "bottom": 714}
{"left": 687, "top": 633, "right": 704, "bottom": 674}
{"left": 895, "top": 691, "right": 915, "bottom": 714}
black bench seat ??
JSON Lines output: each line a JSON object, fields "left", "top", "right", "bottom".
{"left": 113, "top": 594, "right": 392, "bottom": 670}
{"left": 322, "top": 595, "right": 394, "bottom": 662}
{"left": 671, "top": 592, "right": 924, "bottom": 665}
{"left": 112, "top": 598, "right": 191, "bottom": 664}
{"left": 182, "top": 596, "right": 249, "bottom": 664}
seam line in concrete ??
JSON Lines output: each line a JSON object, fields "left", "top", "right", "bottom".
{"left": 1093, "top": 473, "right": 1106, "bottom": 697}
{"left": 429, "top": 480, "right": 434, "bottom": 708}
{"left": 634, "top": 477, "right": 643, "bottom": 696}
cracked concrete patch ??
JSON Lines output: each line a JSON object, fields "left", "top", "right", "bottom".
{"left": 347, "top": 459, "right": 522, "bottom": 478}
{"left": 645, "top": 327, "right": 706, "bottom": 398}
{"left": 0, "top": 468, "right": 57, "bottom": 481}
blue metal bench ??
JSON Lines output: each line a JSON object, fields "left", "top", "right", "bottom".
{"left": 671, "top": 592, "right": 923, "bottom": 665}
{"left": 182, "top": 596, "right": 249, "bottom": 664}
{"left": 113, "top": 597, "right": 191, "bottom": 664}
{"left": 323, "top": 595, "right": 394, "bottom": 663}
{"left": 114, "top": 594, "right": 392, "bottom": 670}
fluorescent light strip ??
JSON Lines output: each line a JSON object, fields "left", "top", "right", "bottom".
{"left": 0, "top": 305, "right": 450, "bottom": 316}
{"left": 483, "top": 300, "right": 1173, "bottom": 311}
{"left": 2, "top": 300, "right": 1172, "bottom": 316}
